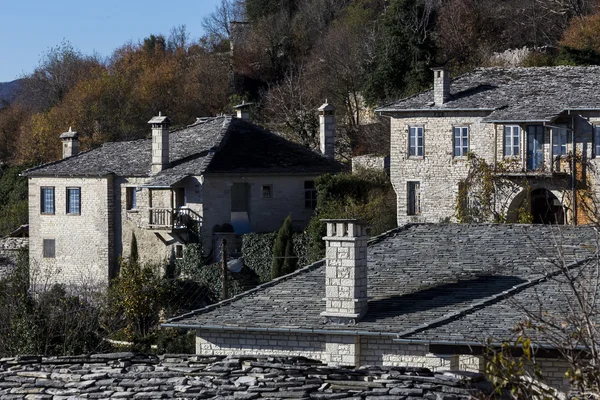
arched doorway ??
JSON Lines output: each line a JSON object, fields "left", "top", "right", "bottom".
{"left": 530, "top": 188, "right": 564, "bottom": 225}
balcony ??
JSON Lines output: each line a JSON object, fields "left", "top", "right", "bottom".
{"left": 148, "top": 207, "right": 202, "bottom": 232}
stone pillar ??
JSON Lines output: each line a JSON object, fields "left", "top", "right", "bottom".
{"left": 234, "top": 101, "right": 253, "bottom": 121}
{"left": 59, "top": 127, "right": 79, "bottom": 159}
{"left": 318, "top": 101, "right": 335, "bottom": 158}
{"left": 321, "top": 219, "right": 369, "bottom": 325}
{"left": 148, "top": 112, "right": 171, "bottom": 174}
{"left": 432, "top": 67, "right": 451, "bottom": 105}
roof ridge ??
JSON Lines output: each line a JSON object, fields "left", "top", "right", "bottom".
{"left": 396, "top": 255, "right": 595, "bottom": 340}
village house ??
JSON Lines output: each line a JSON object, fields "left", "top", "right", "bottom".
{"left": 22, "top": 103, "right": 342, "bottom": 285}
{"left": 165, "top": 220, "right": 597, "bottom": 394}
{"left": 376, "top": 66, "right": 600, "bottom": 225}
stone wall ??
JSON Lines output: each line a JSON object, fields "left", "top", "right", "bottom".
{"left": 28, "top": 176, "right": 113, "bottom": 286}
{"left": 0, "top": 237, "right": 28, "bottom": 277}
{"left": 352, "top": 154, "right": 390, "bottom": 173}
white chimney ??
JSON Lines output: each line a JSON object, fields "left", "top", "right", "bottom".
{"left": 432, "top": 67, "right": 451, "bottom": 105}
{"left": 321, "top": 219, "right": 369, "bottom": 325}
{"left": 234, "top": 101, "right": 253, "bottom": 121}
{"left": 319, "top": 101, "right": 335, "bottom": 158}
{"left": 59, "top": 127, "right": 79, "bottom": 159}
{"left": 148, "top": 112, "right": 171, "bottom": 174}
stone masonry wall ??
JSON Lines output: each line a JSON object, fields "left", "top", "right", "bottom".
{"left": 390, "top": 113, "right": 495, "bottom": 224}
{"left": 196, "top": 330, "right": 327, "bottom": 362}
{"left": 28, "top": 176, "right": 112, "bottom": 286}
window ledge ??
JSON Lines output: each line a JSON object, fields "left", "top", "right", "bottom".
{"left": 66, "top": 213, "right": 81, "bottom": 216}
{"left": 126, "top": 209, "right": 139, "bottom": 213}
{"left": 40, "top": 212, "right": 55, "bottom": 216}
{"left": 408, "top": 156, "right": 425, "bottom": 160}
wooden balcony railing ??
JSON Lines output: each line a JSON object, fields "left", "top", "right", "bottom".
{"left": 148, "top": 207, "right": 202, "bottom": 232}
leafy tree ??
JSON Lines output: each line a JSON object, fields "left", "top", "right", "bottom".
{"left": 246, "top": 0, "right": 298, "bottom": 21}
{"left": 272, "top": 215, "right": 298, "bottom": 278}
{"left": 363, "top": 0, "right": 435, "bottom": 105}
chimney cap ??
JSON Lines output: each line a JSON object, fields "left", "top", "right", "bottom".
{"left": 318, "top": 100, "right": 335, "bottom": 112}
{"left": 148, "top": 112, "right": 171, "bottom": 125}
{"left": 233, "top": 101, "right": 254, "bottom": 109}
{"left": 60, "top": 126, "right": 79, "bottom": 139}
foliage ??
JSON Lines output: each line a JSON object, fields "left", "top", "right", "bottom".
{"left": 556, "top": 45, "right": 600, "bottom": 66}
{"left": 174, "top": 243, "right": 206, "bottom": 277}
{"left": 130, "top": 232, "right": 139, "bottom": 263}
{"left": 306, "top": 169, "right": 397, "bottom": 261}
{"left": 108, "top": 259, "right": 167, "bottom": 341}
{"left": 455, "top": 153, "right": 530, "bottom": 223}
{"left": 272, "top": 215, "right": 298, "bottom": 279}
{"left": 242, "top": 232, "right": 277, "bottom": 283}
{"left": 560, "top": 13, "right": 600, "bottom": 55}
{"left": 0, "top": 164, "right": 28, "bottom": 237}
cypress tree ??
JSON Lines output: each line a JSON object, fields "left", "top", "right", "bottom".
{"left": 130, "top": 232, "right": 139, "bottom": 264}
{"left": 272, "top": 215, "right": 296, "bottom": 279}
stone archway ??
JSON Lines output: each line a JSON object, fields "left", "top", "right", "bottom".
{"left": 530, "top": 188, "right": 565, "bottom": 225}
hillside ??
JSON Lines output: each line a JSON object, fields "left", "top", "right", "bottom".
{"left": 0, "top": 79, "right": 22, "bottom": 107}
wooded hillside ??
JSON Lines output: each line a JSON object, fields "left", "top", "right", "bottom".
{"left": 1, "top": 0, "right": 600, "bottom": 166}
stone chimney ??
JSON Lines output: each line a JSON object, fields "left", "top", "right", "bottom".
{"left": 432, "top": 67, "right": 451, "bottom": 105}
{"left": 59, "top": 127, "right": 79, "bottom": 159}
{"left": 318, "top": 101, "right": 335, "bottom": 158}
{"left": 148, "top": 112, "right": 171, "bottom": 174}
{"left": 234, "top": 101, "right": 253, "bottom": 121}
{"left": 321, "top": 219, "right": 369, "bottom": 325}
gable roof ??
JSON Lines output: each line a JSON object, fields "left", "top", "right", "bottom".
{"left": 164, "top": 223, "right": 598, "bottom": 349}
{"left": 23, "top": 117, "right": 343, "bottom": 180}
{"left": 376, "top": 66, "right": 600, "bottom": 123}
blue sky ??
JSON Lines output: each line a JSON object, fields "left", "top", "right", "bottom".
{"left": 0, "top": 0, "right": 223, "bottom": 82}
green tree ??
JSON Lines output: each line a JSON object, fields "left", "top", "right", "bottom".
{"left": 363, "top": 0, "right": 435, "bottom": 105}
{"left": 130, "top": 232, "right": 139, "bottom": 263}
{"left": 272, "top": 215, "right": 298, "bottom": 279}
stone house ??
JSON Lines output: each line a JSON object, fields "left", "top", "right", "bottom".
{"left": 376, "top": 66, "right": 600, "bottom": 225}
{"left": 22, "top": 105, "right": 342, "bottom": 285}
{"left": 165, "top": 220, "right": 597, "bottom": 394}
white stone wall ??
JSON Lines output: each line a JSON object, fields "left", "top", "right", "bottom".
{"left": 196, "top": 330, "right": 327, "bottom": 362}
{"left": 390, "top": 113, "right": 495, "bottom": 224}
{"left": 28, "top": 176, "right": 113, "bottom": 286}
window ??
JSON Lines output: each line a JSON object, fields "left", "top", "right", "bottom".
{"left": 66, "top": 187, "right": 81, "bottom": 215}
{"left": 126, "top": 187, "right": 137, "bottom": 210}
{"left": 175, "top": 244, "right": 184, "bottom": 259}
{"left": 43, "top": 239, "right": 55, "bottom": 258}
{"left": 262, "top": 185, "right": 273, "bottom": 198}
{"left": 453, "top": 127, "right": 469, "bottom": 157}
{"left": 41, "top": 187, "right": 55, "bottom": 214}
{"left": 409, "top": 127, "right": 424, "bottom": 157}
{"left": 504, "top": 125, "right": 520, "bottom": 157}
{"left": 407, "top": 181, "right": 421, "bottom": 215}
{"left": 594, "top": 126, "right": 600, "bottom": 158}
{"left": 304, "top": 181, "right": 317, "bottom": 209}
{"left": 552, "top": 126, "right": 568, "bottom": 157}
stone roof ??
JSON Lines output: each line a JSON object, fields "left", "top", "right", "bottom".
{"left": 376, "top": 66, "right": 600, "bottom": 122}
{"left": 0, "top": 237, "right": 27, "bottom": 278}
{"left": 165, "top": 224, "right": 597, "bottom": 348}
{"left": 0, "top": 353, "right": 490, "bottom": 399}
{"left": 23, "top": 117, "right": 343, "bottom": 180}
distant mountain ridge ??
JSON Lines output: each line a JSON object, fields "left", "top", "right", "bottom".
{"left": 0, "top": 79, "right": 23, "bottom": 107}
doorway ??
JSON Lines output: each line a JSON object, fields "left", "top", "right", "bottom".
{"left": 531, "top": 188, "right": 564, "bottom": 224}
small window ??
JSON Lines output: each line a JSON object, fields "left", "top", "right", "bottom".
{"left": 175, "top": 244, "right": 184, "bottom": 259}
{"left": 262, "top": 185, "right": 273, "bottom": 198}
{"left": 43, "top": 239, "right": 55, "bottom": 258}
{"left": 504, "top": 126, "right": 520, "bottom": 157}
{"left": 407, "top": 181, "right": 421, "bottom": 216}
{"left": 126, "top": 187, "right": 137, "bottom": 210}
{"left": 41, "top": 187, "right": 55, "bottom": 214}
{"left": 453, "top": 127, "right": 469, "bottom": 157}
{"left": 409, "top": 127, "right": 424, "bottom": 157}
{"left": 552, "top": 126, "right": 568, "bottom": 157}
{"left": 66, "top": 187, "right": 81, "bottom": 215}
{"left": 304, "top": 181, "right": 317, "bottom": 209}
{"left": 594, "top": 126, "right": 600, "bottom": 158}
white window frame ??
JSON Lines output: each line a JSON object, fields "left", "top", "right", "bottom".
{"left": 41, "top": 187, "right": 55, "bottom": 215}
{"left": 453, "top": 127, "right": 469, "bottom": 157}
{"left": 66, "top": 187, "right": 81, "bottom": 215}
{"left": 407, "top": 181, "right": 421, "bottom": 216}
{"left": 504, "top": 125, "right": 520, "bottom": 157}
{"left": 408, "top": 126, "right": 424, "bottom": 157}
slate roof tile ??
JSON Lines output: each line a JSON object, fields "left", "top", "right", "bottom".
{"left": 23, "top": 117, "right": 343, "bottom": 179}
{"left": 376, "top": 66, "right": 600, "bottom": 122}
{"left": 165, "top": 224, "right": 597, "bottom": 347}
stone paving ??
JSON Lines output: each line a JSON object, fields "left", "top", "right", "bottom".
{"left": 0, "top": 353, "right": 490, "bottom": 399}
